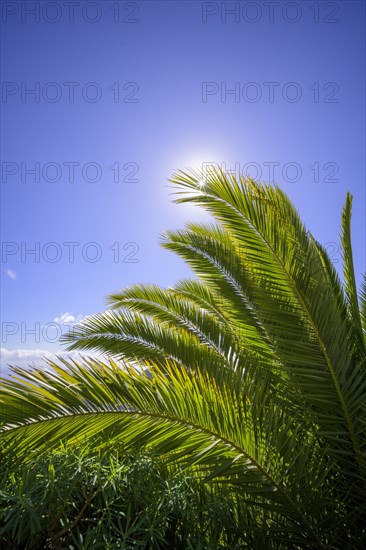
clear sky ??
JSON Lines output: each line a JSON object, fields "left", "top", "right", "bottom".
{"left": 1, "top": 0, "right": 365, "bottom": 375}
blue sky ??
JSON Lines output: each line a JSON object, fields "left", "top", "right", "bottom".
{"left": 1, "top": 0, "right": 365, "bottom": 375}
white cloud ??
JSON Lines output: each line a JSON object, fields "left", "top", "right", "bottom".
{"left": 1, "top": 348, "right": 51, "bottom": 360}
{"left": 53, "top": 312, "right": 84, "bottom": 325}
{"left": 0, "top": 347, "right": 100, "bottom": 378}
{"left": 4, "top": 269, "right": 16, "bottom": 280}
{"left": 0, "top": 348, "right": 149, "bottom": 382}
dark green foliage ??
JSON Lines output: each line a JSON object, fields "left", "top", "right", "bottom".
{"left": 0, "top": 442, "right": 243, "bottom": 549}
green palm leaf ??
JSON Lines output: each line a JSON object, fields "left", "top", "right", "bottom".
{"left": 1, "top": 357, "right": 335, "bottom": 546}
{"left": 1, "top": 167, "right": 365, "bottom": 546}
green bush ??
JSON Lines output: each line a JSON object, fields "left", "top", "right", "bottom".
{"left": 0, "top": 442, "right": 242, "bottom": 549}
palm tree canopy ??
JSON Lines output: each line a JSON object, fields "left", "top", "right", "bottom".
{"left": 1, "top": 169, "right": 366, "bottom": 547}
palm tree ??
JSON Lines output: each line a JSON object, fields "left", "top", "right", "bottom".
{"left": 1, "top": 169, "right": 365, "bottom": 547}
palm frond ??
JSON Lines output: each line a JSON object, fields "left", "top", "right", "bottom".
{"left": 1, "top": 357, "right": 337, "bottom": 546}
{"left": 340, "top": 192, "right": 366, "bottom": 356}
{"left": 2, "top": 167, "right": 365, "bottom": 546}
{"left": 169, "top": 170, "right": 366, "bottom": 481}
{"left": 360, "top": 273, "right": 366, "bottom": 336}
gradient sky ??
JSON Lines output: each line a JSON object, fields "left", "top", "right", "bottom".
{"left": 1, "top": 0, "right": 365, "bottom": 375}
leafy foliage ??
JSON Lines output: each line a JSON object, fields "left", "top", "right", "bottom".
{"left": 0, "top": 442, "right": 241, "bottom": 549}
{"left": 1, "top": 169, "right": 365, "bottom": 547}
